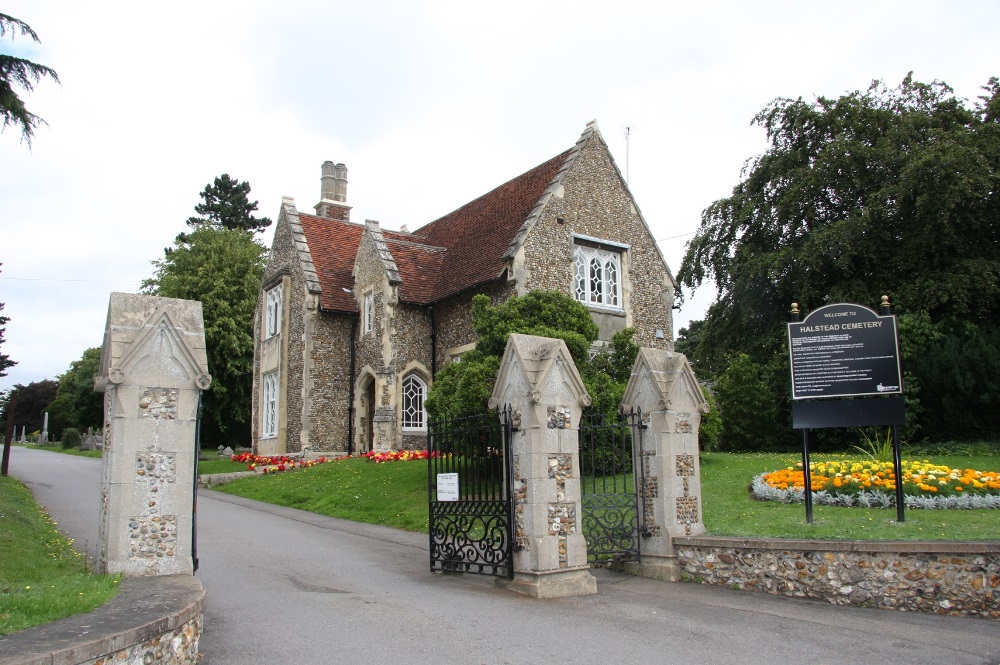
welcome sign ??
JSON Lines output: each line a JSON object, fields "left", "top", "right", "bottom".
{"left": 788, "top": 303, "right": 902, "bottom": 400}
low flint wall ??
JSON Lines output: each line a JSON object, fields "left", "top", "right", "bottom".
{"left": 673, "top": 536, "right": 999, "bottom": 617}
{"left": 0, "top": 575, "right": 204, "bottom": 665}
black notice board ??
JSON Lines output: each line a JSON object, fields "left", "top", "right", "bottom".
{"left": 788, "top": 303, "right": 902, "bottom": 400}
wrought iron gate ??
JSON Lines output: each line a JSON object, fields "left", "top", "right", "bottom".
{"left": 428, "top": 406, "right": 514, "bottom": 578}
{"left": 579, "top": 408, "right": 648, "bottom": 565}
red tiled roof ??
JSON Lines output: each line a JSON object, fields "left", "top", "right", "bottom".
{"left": 298, "top": 214, "right": 364, "bottom": 312}
{"left": 382, "top": 232, "right": 446, "bottom": 303}
{"left": 410, "top": 150, "right": 570, "bottom": 302}
{"left": 299, "top": 149, "right": 571, "bottom": 311}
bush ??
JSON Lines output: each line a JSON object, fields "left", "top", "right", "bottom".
{"left": 60, "top": 427, "right": 82, "bottom": 449}
{"left": 698, "top": 386, "right": 721, "bottom": 452}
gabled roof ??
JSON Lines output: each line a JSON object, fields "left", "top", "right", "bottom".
{"left": 298, "top": 214, "right": 364, "bottom": 312}
{"left": 406, "top": 149, "right": 570, "bottom": 302}
{"left": 290, "top": 125, "right": 601, "bottom": 312}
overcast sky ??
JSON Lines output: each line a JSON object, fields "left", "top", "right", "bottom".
{"left": 1, "top": 0, "right": 997, "bottom": 393}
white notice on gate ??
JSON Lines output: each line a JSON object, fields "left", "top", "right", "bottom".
{"left": 437, "top": 473, "right": 459, "bottom": 502}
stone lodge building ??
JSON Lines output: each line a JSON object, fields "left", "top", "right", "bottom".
{"left": 251, "top": 121, "right": 676, "bottom": 455}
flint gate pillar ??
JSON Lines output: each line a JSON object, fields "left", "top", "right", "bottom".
{"left": 489, "top": 333, "right": 597, "bottom": 598}
{"left": 95, "top": 293, "right": 211, "bottom": 576}
{"left": 621, "top": 349, "right": 708, "bottom": 581}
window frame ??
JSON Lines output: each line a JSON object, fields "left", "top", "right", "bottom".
{"left": 262, "top": 371, "right": 279, "bottom": 439}
{"left": 573, "top": 239, "right": 625, "bottom": 310}
{"left": 400, "top": 373, "right": 428, "bottom": 433}
{"left": 265, "top": 285, "right": 283, "bottom": 339}
{"left": 363, "top": 292, "right": 374, "bottom": 336}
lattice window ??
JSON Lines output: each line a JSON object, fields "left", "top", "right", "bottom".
{"left": 574, "top": 245, "right": 621, "bottom": 307}
{"left": 263, "top": 371, "right": 278, "bottom": 438}
{"left": 400, "top": 374, "right": 427, "bottom": 432}
{"left": 265, "top": 285, "right": 282, "bottom": 338}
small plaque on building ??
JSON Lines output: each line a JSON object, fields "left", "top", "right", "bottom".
{"left": 436, "top": 473, "right": 459, "bottom": 502}
{"left": 373, "top": 406, "right": 395, "bottom": 423}
{"left": 788, "top": 303, "right": 902, "bottom": 400}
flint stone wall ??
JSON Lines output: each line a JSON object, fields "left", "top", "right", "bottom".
{"left": 675, "top": 536, "right": 1000, "bottom": 618}
{"left": 0, "top": 575, "right": 204, "bottom": 665}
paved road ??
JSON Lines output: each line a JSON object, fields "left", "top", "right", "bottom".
{"left": 8, "top": 447, "right": 1000, "bottom": 665}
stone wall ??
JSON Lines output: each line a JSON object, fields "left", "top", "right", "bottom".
{"left": 674, "top": 536, "right": 1000, "bottom": 617}
{"left": 0, "top": 575, "right": 204, "bottom": 665}
{"left": 304, "top": 313, "right": 354, "bottom": 453}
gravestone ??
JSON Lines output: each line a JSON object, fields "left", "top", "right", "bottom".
{"left": 94, "top": 293, "right": 211, "bottom": 576}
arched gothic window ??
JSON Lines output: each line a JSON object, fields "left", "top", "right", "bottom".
{"left": 401, "top": 374, "right": 427, "bottom": 432}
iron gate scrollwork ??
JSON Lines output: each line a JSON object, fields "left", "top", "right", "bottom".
{"left": 428, "top": 405, "right": 515, "bottom": 578}
{"left": 580, "top": 407, "right": 648, "bottom": 565}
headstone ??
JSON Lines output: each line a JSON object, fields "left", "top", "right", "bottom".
{"left": 40, "top": 412, "right": 48, "bottom": 444}
{"left": 94, "top": 293, "right": 211, "bottom": 576}
{"left": 488, "top": 334, "right": 597, "bottom": 598}
{"left": 620, "top": 349, "right": 708, "bottom": 581}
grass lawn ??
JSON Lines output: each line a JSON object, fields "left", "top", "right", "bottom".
{"left": 701, "top": 452, "right": 1000, "bottom": 541}
{"left": 0, "top": 476, "right": 121, "bottom": 636}
{"left": 197, "top": 458, "right": 252, "bottom": 475}
{"left": 215, "top": 451, "right": 999, "bottom": 541}
{"left": 215, "top": 457, "right": 430, "bottom": 532}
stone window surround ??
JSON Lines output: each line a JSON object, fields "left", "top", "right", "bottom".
{"left": 400, "top": 372, "right": 428, "bottom": 433}
{"left": 444, "top": 342, "right": 477, "bottom": 366}
{"left": 262, "top": 371, "right": 279, "bottom": 439}
{"left": 265, "top": 284, "right": 282, "bottom": 339}
{"left": 362, "top": 290, "right": 374, "bottom": 336}
{"left": 573, "top": 234, "right": 628, "bottom": 313}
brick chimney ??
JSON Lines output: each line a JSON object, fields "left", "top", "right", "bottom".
{"left": 314, "top": 161, "right": 352, "bottom": 221}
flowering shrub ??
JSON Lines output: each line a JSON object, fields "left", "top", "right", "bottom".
{"left": 361, "top": 449, "right": 444, "bottom": 464}
{"left": 232, "top": 452, "right": 340, "bottom": 474}
{"left": 231, "top": 450, "right": 443, "bottom": 472}
{"left": 755, "top": 458, "right": 1000, "bottom": 509}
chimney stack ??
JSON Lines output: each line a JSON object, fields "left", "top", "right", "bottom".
{"left": 315, "top": 161, "right": 352, "bottom": 221}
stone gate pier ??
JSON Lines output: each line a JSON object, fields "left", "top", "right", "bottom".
{"left": 95, "top": 293, "right": 211, "bottom": 576}
{"left": 489, "top": 334, "right": 598, "bottom": 598}
{"left": 621, "top": 348, "right": 709, "bottom": 581}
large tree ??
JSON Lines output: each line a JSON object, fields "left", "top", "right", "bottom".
{"left": 46, "top": 347, "right": 103, "bottom": 439}
{"left": 0, "top": 13, "right": 59, "bottom": 145}
{"left": 186, "top": 174, "right": 272, "bottom": 234}
{"left": 143, "top": 226, "right": 267, "bottom": 447}
{"left": 0, "top": 265, "right": 15, "bottom": 379}
{"left": 677, "top": 74, "right": 1000, "bottom": 443}
{"left": 0, "top": 379, "right": 58, "bottom": 435}
{"left": 678, "top": 74, "right": 1000, "bottom": 362}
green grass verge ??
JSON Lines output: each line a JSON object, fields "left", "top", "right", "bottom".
{"left": 215, "top": 457, "right": 430, "bottom": 532}
{"left": 216, "top": 452, "right": 999, "bottom": 541}
{"left": 218, "top": 453, "right": 1000, "bottom": 540}
{"left": 701, "top": 452, "right": 999, "bottom": 541}
{"left": 0, "top": 476, "right": 121, "bottom": 636}
{"left": 197, "top": 459, "right": 251, "bottom": 475}
{"left": 20, "top": 444, "right": 102, "bottom": 459}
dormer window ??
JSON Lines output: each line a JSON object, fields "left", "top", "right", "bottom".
{"left": 266, "top": 285, "right": 282, "bottom": 338}
{"left": 574, "top": 239, "right": 624, "bottom": 309}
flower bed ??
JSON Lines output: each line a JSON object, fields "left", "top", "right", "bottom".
{"left": 361, "top": 449, "right": 443, "bottom": 464}
{"left": 231, "top": 450, "right": 443, "bottom": 473}
{"left": 231, "top": 452, "right": 340, "bottom": 474}
{"left": 755, "top": 458, "right": 1000, "bottom": 509}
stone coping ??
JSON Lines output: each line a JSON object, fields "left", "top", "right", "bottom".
{"left": 198, "top": 471, "right": 255, "bottom": 488}
{"left": 0, "top": 574, "right": 205, "bottom": 665}
{"left": 673, "top": 535, "right": 1000, "bottom": 554}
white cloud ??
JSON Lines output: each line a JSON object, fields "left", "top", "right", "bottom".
{"left": 1, "top": 0, "right": 997, "bottom": 391}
